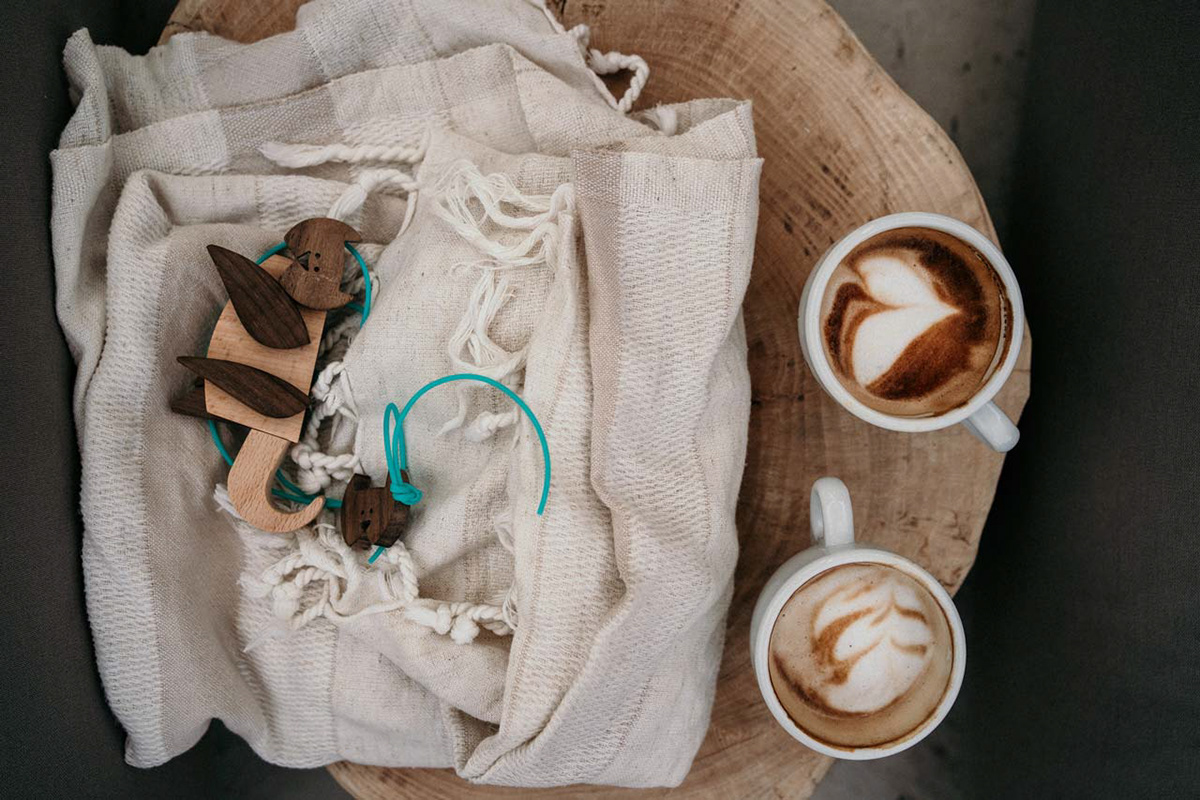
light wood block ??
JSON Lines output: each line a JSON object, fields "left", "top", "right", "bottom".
{"left": 204, "top": 254, "right": 325, "bottom": 443}
{"left": 228, "top": 429, "right": 326, "bottom": 532}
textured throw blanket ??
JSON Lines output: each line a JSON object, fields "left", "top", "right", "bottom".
{"left": 51, "top": 0, "right": 760, "bottom": 787}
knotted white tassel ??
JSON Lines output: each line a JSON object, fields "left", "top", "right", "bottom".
{"left": 260, "top": 130, "right": 428, "bottom": 231}
{"left": 586, "top": 48, "right": 650, "bottom": 113}
{"left": 244, "top": 520, "right": 512, "bottom": 646}
{"left": 528, "top": 2, "right": 649, "bottom": 113}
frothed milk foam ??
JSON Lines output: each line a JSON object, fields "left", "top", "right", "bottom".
{"left": 820, "top": 227, "right": 1012, "bottom": 417}
{"left": 768, "top": 563, "right": 954, "bottom": 749}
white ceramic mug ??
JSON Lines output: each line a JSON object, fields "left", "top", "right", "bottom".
{"left": 797, "top": 212, "right": 1024, "bottom": 452}
{"left": 750, "top": 477, "right": 967, "bottom": 759}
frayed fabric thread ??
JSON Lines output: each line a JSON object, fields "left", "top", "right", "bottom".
{"left": 432, "top": 160, "right": 575, "bottom": 441}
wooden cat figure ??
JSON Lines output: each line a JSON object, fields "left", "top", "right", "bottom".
{"left": 170, "top": 217, "right": 362, "bottom": 532}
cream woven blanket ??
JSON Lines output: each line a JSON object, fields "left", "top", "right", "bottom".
{"left": 52, "top": 0, "right": 761, "bottom": 787}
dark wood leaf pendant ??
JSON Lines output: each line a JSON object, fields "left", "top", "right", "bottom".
{"left": 177, "top": 356, "right": 308, "bottom": 418}
{"left": 207, "top": 244, "right": 309, "bottom": 349}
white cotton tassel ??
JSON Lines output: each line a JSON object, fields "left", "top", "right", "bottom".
{"left": 432, "top": 163, "right": 574, "bottom": 438}
{"left": 259, "top": 131, "right": 428, "bottom": 233}
{"left": 259, "top": 139, "right": 427, "bottom": 168}
{"left": 439, "top": 273, "right": 527, "bottom": 436}
{"left": 531, "top": 9, "right": 647, "bottom": 115}
{"left": 638, "top": 104, "right": 679, "bottom": 136}
{"left": 404, "top": 605, "right": 442, "bottom": 632}
{"left": 328, "top": 168, "right": 416, "bottom": 213}
{"left": 451, "top": 615, "right": 481, "bottom": 645}
{"left": 289, "top": 362, "right": 360, "bottom": 494}
{"left": 463, "top": 408, "right": 520, "bottom": 442}
{"left": 432, "top": 160, "right": 574, "bottom": 268}
{"left": 586, "top": 48, "right": 650, "bottom": 113}
{"left": 327, "top": 168, "right": 419, "bottom": 234}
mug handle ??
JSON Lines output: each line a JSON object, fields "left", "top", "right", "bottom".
{"left": 810, "top": 477, "right": 855, "bottom": 547}
{"left": 961, "top": 400, "right": 1020, "bottom": 453}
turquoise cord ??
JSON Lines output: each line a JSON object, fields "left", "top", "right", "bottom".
{"left": 207, "top": 419, "right": 341, "bottom": 509}
{"left": 345, "top": 242, "right": 370, "bottom": 324}
{"left": 383, "top": 374, "right": 552, "bottom": 514}
{"left": 370, "top": 374, "right": 553, "bottom": 564}
{"left": 258, "top": 241, "right": 288, "bottom": 261}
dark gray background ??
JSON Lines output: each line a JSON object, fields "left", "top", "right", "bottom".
{"left": 2, "top": 1, "right": 1196, "bottom": 797}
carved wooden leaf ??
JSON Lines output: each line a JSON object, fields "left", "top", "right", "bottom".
{"left": 207, "top": 244, "right": 309, "bottom": 349}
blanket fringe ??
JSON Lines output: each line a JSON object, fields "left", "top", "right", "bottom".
{"left": 233, "top": 519, "right": 513, "bottom": 647}
{"left": 432, "top": 159, "right": 574, "bottom": 440}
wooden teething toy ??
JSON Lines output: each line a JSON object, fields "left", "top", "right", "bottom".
{"left": 171, "top": 217, "right": 362, "bottom": 532}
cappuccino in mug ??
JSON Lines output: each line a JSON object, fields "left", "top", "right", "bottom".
{"left": 819, "top": 227, "right": 1013, "bottom": 417}
{"left": 752, "top": 477, "right": 966, "bottom": 757}
{"left": 767, "top": 562, "right": 956, "bottom": 750}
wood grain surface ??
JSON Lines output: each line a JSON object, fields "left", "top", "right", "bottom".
{"left": 203, "top": 254, "right": 324, "bottom": 442}
{"left": 179, "top": 357, "right": 309, "bottom": 418}
{"left": 161, "top": 1, "right": 1032, "bottom": 796}
{"left": 280, "top": 217, "right": 361, "bottom": 310}
{"left": 169, "top": 379, "right": 220, "bottom": 421}
{"left": 208, "top": 244, "right": 310, "bottom": 350}
{"left": 340, "top": 472, "right": 411, "bottom": 550}
{"left": 227, "top": 428, "right": 326, "bottom": 532}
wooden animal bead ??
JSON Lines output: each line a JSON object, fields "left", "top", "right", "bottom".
{"left": 340, "top": 472, "right": 411, "bottom": 550}
{"left": 177, "top": 356, "right": 308, "bottom": 418}
{"left": 207, "top": 244, "right": 309, "bottom": 350}
{"left": 280, "top": 217, "right": 362, "bottom": 310}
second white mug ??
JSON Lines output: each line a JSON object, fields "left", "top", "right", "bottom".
{"left": 750, "top": 477, "right": 967, "bottom": 759}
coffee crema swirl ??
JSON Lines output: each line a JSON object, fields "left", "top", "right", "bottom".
{"left": 768, "top": 563, "right": 954, "bottom": 749}
{"left": 820, "top": 227, "right": 1012, "bottom": 417}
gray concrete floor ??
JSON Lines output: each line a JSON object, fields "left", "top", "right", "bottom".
{"left": 811, "top": 2, "right": 1036, "bottom": 797}
{"left": 829, "top": 0, "right": 1037, "bottom": 242}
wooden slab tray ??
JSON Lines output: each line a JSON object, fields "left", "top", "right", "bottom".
{"left": 161, "top": 1, "right": 1032, "bottom": 797}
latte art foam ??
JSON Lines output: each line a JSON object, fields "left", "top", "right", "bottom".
{"left": 820, "top": 227, "right": 1012, "bottom": 417}
{"left": 768, "top": 563, "right": 954, "bottom": 749}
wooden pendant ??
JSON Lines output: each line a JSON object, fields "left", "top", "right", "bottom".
{"left": 280, "top": 217, "right": 361, "bottom": 310}
{"left": 178, "top": 356, "right": 308, "bottom": 418}
{"left": 228, "top": 429, "right": 325, "bottom": 532}
{"left": 207, "top": 244, "right": 309, "bottom": 349}
{"left": 176, "top": 248, "right": 327, "bottom": 533}
{"left": 340, "top": 471, "right": 411, "bottom": 550}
